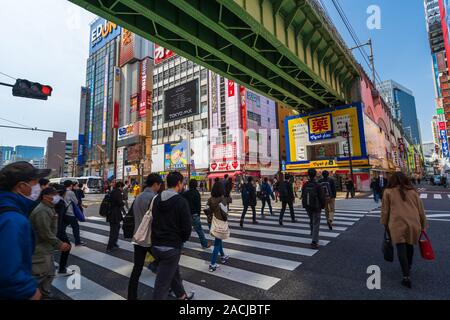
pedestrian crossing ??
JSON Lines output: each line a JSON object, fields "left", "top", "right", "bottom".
{"left": 53, "top": 202, "right": 366, "bottom": 300}
{"left": 370, "top": 193, "right": 450, "bottom": 200}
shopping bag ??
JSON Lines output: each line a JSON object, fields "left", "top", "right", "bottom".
{"left": 419, "top": 231, "right": 435, "bottom": 261}
{"left": 145, "top": 252, "right": 155, "bottom": 266}
{"left": 72, "top": 202, "right": 86, "bottom": 222}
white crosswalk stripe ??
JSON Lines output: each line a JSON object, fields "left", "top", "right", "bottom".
{"left": 54, "top": 203, "right": 364, "bottom": 300}
{"left": 434, "top": 194, "right": 442, "bottom": 199}
{"left": 420, "top": 193, "right": 428, "bottom": 199}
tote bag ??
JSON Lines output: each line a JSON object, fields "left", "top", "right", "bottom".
{"left": 210, "top": 202, "right": 230, "bottom": 240}
{"left": 72, "top": 202, "right": 86, "bottom": 222}
{"left": 132, "top": 197, "right": 156, "bottom": 248}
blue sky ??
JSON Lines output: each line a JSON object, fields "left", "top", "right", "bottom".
{"left": 0, "top": 0, "right": 436, "bottom": 149}
{"left": 321, "top": 0, "right": 436, "bottom": 142}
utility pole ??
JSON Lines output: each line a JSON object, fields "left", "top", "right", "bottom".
{"left": 350, "top": 39, "right": 376, "bottom": 86}
{"left": 345, "top": 122, "right": 355, "bottom": 183}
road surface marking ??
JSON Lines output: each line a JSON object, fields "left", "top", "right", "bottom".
{"left": 70, "top": 229, "right": 281, "bottom": 290}
{"left": 67, "top": 245, "right": 236, "bottom": 300}
{"left": 216, "top": 217, "right": 348, "bottom": 231}
{"left": 227, "top": 212, "right": 358, "bottom": 224}
{"left": 420, "top": 194, "right": 428, "bottom": 199}
{"left": 434, "top": 194, "right": 443, "bottom": 200}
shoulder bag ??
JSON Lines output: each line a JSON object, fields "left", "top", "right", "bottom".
{"left": 419, "top": 231, "right": 435, "bottom": 261}
{"left": 210, "top": 201, "right": 230, "bottom": 240}
{"left": 132, "top": 197, "right": 156, "bottom": 248}
{"left": 382, "top": 207, "right": 394, "bottom": 262}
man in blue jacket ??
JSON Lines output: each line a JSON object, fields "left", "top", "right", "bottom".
{"left": 0, "top": 161, "right": 51, "bottom": 300}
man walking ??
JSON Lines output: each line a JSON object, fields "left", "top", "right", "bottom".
{"left": 376, "top": 174, "right": 387, "bottom": 200}
{"left": 318, "top": 170, "right": 337, "bottom": 230}
{"left": 128, "top": 174, "right": 162, "bottom": 300}
{"left": 260, "top": 177, "right": 275, "bottom": 217}
{"left": 151, "top": 172, "right": 193, "bottom": 300}
{"left": 240, "top": 176, "right": 258, "bottom": 227}
{"left": 345, "top": 178, "right": 355, "bottom": 199}
{"left": 302, "top": 169, "right": 325, "bottom": 249}
{"left": 278, "top": 174, "right": 296, "bottom": 226}
{"left": 106, "top": 182, "right": 124, "bottom": 252}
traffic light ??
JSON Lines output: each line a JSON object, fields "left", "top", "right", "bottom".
{"left": 12, "top": 79, "right": 53, "bottom": 100}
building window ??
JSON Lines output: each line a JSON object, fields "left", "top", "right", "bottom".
{"left": 202, "top": 118, "right": 208, "bottom": 129}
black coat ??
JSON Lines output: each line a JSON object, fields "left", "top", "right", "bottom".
{"left": 279, "top": 181, "right": 294, "bottom": 203}
{"left": 241, "top": 183, "right": 257, "bottom": 207}
{"left": 107, "top": 189, "right": 124, "bottom": 224}
{"left": 182, "top": 189, "right": 201, "bottom": 216}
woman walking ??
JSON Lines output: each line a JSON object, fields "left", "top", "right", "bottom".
{"left": 206, "top": 182, "right": 230, "bottom": 272}
{"left": 381, "top": 172, "right": 428, "bottom": 289}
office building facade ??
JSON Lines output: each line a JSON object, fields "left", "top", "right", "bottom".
{"left": 0, "top": 146, "right": 14, "bottom": 169}
{"left": 45, "top": 132, "right": 67, "bottom": 177}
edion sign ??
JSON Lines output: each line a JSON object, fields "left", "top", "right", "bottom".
{"left": 154, "top": 44, "right": 175, "bottom": 64}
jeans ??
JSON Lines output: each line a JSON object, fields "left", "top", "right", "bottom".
{"left": 261, "top": 197, "right": 273, "bottom": 216}
{"left": 396, "top": 243, "right": 414, "bottom": 277}
{"left": 374, "top": 192, "right": 381, "bottom": 203}
{"left": 279, "top": 201, "right": 295, "bottom": 222}
{"left": 307, "top": 209, "right": 321, "bottom": 244}
{"left": 151, "top": 247, "right": 185, "bottom": 300}
{"left": 211, "top": 238, "right": 225, "bottom": 265}
{"left": 192, "top": 214, "right": 208, "bottom": 248}
{"left": 63, "top": 215, "right": 81, "bottom": 245}
{"left": 241, "top": 205, "right": 257, "bottom": 223}
{"left": 128, "top": 245, "right": 153, "bottom": 300}
{"left": 107, "top": 222, "right": 121, "bottom": 250}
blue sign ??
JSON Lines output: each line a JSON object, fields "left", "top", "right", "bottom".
{"left": 77, "top": 134, "right": 85, "bottom": 166}
{"left": 440, "top": 129, "right": 447, "bottom": 140}
{"left": 89, "top": 18, "right": 121, "bottom": 55}
{"left": 308, "top": 114, "right": 334, "bottom": 141}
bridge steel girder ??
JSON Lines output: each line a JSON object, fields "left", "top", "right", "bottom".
{"left": 69, "top": 0, "right": 360, "bottom": 112}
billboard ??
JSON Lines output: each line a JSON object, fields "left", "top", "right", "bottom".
{"left": 112, "top": 67, "right": 120, "bottom": 129}
{"left": 164, "top": 79, "right": 199, "bottom": 122}
{"left": 116, "top": 147, "right": 125, "bottom": 180}
{"left": 101, "top": 53, "right": 109, "bottom": 145}
{"left": 89, "top": 18, "right": 121, "bottom": 55}
{"left": 139, "top": 58, "right": 153, "bottom": 118}
{"left": 118, "top": 123, "right": 140, "bottom": 141}
{"left": 164, "top": 141, "right": 189, "bottom": 171}
{"left": 285, "top": 103, "right": 367, "bottom": 170}
{"left": 154, "top": 44, "right": 175, "bottom": 64}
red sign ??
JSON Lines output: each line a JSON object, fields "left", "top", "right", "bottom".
{"left": 154, "top": 44, "right": 175, "bottom": 65}
{"left": 439, "top": 121, "right": 447, "bottom": 131}
{"left": 119, "top": 29, "right": 135, "bottom": 67}
{"left": 228, "top": 80, "right": 235, "bottom": 97}
{"left": 210, "top": 161, "right": 240, "bottom": 172}
{"left": 240, "top": 86, "right": 247, "bottom": 154}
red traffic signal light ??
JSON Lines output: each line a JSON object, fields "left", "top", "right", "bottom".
{"left": 12, "top": 79, "right": 53, "bottom": 100}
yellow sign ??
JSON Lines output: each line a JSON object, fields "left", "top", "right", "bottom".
{"left": 308, "top": 114, "right": 333, "bottom": 141}
{"left": 286, "top": 159, "right": 369, "bottom": 171}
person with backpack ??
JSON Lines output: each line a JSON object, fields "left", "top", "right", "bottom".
{"left": 29, "top": 187, "right": 71, "bottom": 299}
{"left": 319, "top": 170, "right": 337, "bottom": 230}
{"left": 183, "top": 179, "right": 210, "bottom": 249}
{"left": 206, "top": 182, "right": 230, "bottom": 272}
{"left": 151, "top": 172, "right": 193, "bottom": 300}
{"left": 127, "top": 174, "right": 162, "bottom": 300}
{"left": 278, "top": 174, "right": 296, "bottom": 226}
{"left": 302, "top": 169, "right": 326, "bottom": 249}
{"left": 260, "top": 177, "right": 275, "bottom": 217}
{"left": 106, "top": 182, "right": 125, "bottom": 252}
{"left": 240, "top": 176, "right": 258, "bottom": 228}
{"left": 62, "top": 180, "right": 86, "bottom": 247}
{"left": 0, "top": 161, "right": 51, "bottom": 300}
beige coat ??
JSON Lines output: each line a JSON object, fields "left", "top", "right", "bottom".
{"left": 381, "top": 187, "right": 428, "bottom": 245}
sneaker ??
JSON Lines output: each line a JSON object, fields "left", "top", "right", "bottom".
{"left": 179, "top": 292, "right": 195, "bottom": 300}
{"left": 401, "top": 278, "right": 412, "bottom": 289}
{"left": 209, "top": 264, "right": 220, "bottom": 272}
{"left": 220, "top": 255, "right": 230, "bottom": 264}
{"left": 75, "top": 241, "right": 87, "bottom": 247}
{"left": 310, "top": 242, "right": 319, "bottom": 249}
{"left": 239, "top": 221, "right": 244, "bottom": 228}
{"left": 168, "top": 289, "right": 177, "bottom": 298}
{"left": 279, "top": 220, "right": 283, "bottom": 226}
{"left": 327, "top": 220, "right": 333, "bottom": 230}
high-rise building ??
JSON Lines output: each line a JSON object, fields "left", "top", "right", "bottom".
{"left": 64, "top": 140, "right": 78, "bottom": 177}
{"left": 14, "top": 146, "right": 45, "bottom": 162}
{"left": 379, "top": 80, "right": 422, "bottom": 146}
{"left": 0, "top": 146, "right": 14, "bottom": 168}
{"left": 45, "top": 132, "right": 67, "bottom": 177}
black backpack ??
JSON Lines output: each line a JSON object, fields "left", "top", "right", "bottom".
{"left": 99, "top": 192, "right": 112, "bottom": 217}
{"left": 302, "top": 182, "right": 321, "bottom": 211}
{"left": 320, "top": 180, "right": 332, "bottom": 198}
{"left": 122, "top": 200, "right": 135, "bottom": 239}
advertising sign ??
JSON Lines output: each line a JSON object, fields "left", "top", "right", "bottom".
{"left": 77, "top": 134, "right": 85, "bottom": 166}
{"left": 212, "top": 142, "right": 237, "bottom": 161}
{"left": 119, "top": 29, "right": 134, "bottom": 66}
{"left": 286, "top": 103, "right": 367, "bottom": 169}
{"left": 228, "top": 80, "right": 235, "bottom": 97}
{"left": 154, "top": 45, "right": 175, "bottom": 64}
{"left": 124, "top": 165, "right": 139, "bottom": 177}
{"left": 89, "top": 18, "right": 121, "bottom": 55}
{"left": 439, "top": 121, "right": 447, "bottom": 131}
{"left": 437, "top": 108, "right": 445, "bottom": 115}
{"left": 164, "top": 141, "right": 189, "bottom": 171}
{"left": 308, "top": 114, "right": 333, "bottom": 141}
{"left": 113, "top": 67, "right": 120, "bottom": 129}
{"left": 210, "top": 160, "right": 241, "bottom": 172}
{"left": 118, "top": 123, "right": 139, "bottom": 141}
{"left": 116, "top": 147, "right": 125, "bottom": 180}
{"left": 88, "top": 63, "right": 96, "bottom": 149}
{"left": 139, "top": 58, "right": 153, "bottom": 118}
{"left": 164, "top": 79, "right": 199, "bottom": 122}
{"left": 101, "top": 53, "right": 109, "bottom": 145}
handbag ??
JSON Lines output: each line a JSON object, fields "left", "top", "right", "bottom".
{"left": 210, "top": 216, "right": 230, "bottom": 240}
{"left": 72, "top": 202, "right": 86, "bottom": 222}
{"left": 419, "top": 231, "right": 435, "bottom": 261}
{"left": 122, "top": 200, "right": 136, "bottom": 239}
{"left": 382, "top": 228, "right": 394, "bottom": 262}
{"left": 132, "top": 197, "right": 156, "bottom": 248}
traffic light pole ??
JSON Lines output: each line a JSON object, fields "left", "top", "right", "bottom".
{"left": 0, "top": 82, "right": 14, "bottom": 88}
{"left": 346, "top": 122, "right": 355, "bottom": 183}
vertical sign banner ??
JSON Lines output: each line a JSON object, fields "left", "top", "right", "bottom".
{"left": 116, "top": 147, "right": 125, "bottom": 180}
{"left": 88, "top": 63, "right": 96, "bottom": 149}
{"left": 102, "top": 53, "right": 109, "bottom": 145}
{"left": 139, "top": 58, "right": 153, "bottom": 118}
{"left": 154, "top": 44, "right": 175, "bottom": 64}
{"left": 112, "top": 67, "right": 120, "bottom": 129}
{"left": 78, "top": 87, "right": 88, "bottom": 166}
{"left": 228, "top": 80, "right": 235, "bottom": 97}
{"left": 240, "top": 86, "right": 247, "bottom": 154}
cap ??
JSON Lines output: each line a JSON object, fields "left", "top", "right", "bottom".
{"left": 0, "top": 161, "right": 51, "bottom": 190}
{"left": 41, "top": 186, "right": 58, "bottom": 196}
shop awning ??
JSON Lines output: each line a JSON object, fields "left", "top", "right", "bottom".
{"left": 207, "top": 171, "right": 242, "bottom": 179}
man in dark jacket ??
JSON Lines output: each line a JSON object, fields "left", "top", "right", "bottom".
{"left": 260, "top": 177, "right": 275, "bottom": 217}
{"left": 318, "top": 170, "right": 337, "bottom": 230}
{"left": 345, "top": 178, "right": 355, "bottom": 199}
{"left": 0, "top": 161, "right": 51, "bottom": 300}
{"left": 240, "top": 176, "right": 258, "bottom": 227}
{"left": 183, "top": 179, "right": 209, "bottom": 249}
{"left": 106, "top": 182, "right": 124, "bottom": 252}
{"left": 278, "top": 174, "right": 296, "bottom": 225}
{"left": 151, "top": 172, "right": 193, "bottom": 300}
{"left": 302, "top": 169, "right": 326, "bottom": 249}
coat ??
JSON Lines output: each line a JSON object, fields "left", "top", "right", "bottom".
{"left": 29, "top": 202, "right": 62, "bottom": 257}
{"left": 207, "top": 196, "right": 228, "bottom": 222}
{"left": 107, "top": 189, "right": 124, "bottom": 224}
{"left": 279, "top": 180, "right": 294, "bottom": 203}
{"left": 381, "top": 187, "right": 428, "bottom": 245}
{"left": 241, "top": 183, "right": 257, "bottom": 207}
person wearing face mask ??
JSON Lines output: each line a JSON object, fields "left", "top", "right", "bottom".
{"left": 62, "top": 180, "right": 86, "bottom": 247}
{"left": 0, "top": 161, "right": 51, "bottom": 300}
{"left": 29, "top": 187, "right": 71, "bottom": 299}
